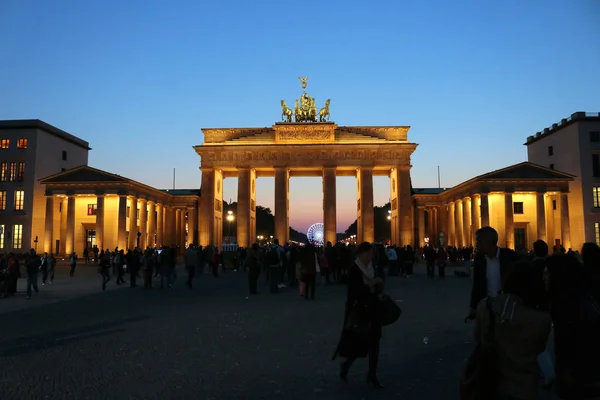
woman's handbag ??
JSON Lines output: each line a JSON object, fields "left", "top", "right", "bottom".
{"left": 344, "top": 304, "right": 371, "bottom": 337}
{"left": 377, "top": 294, "right": 402, "bottom": 326}
{"left": 459, "top": 297, "right": 498, "bottom": 400}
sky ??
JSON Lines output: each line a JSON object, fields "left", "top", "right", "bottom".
{"left": 1, "top": 0, "right": 599, "bottom": 234}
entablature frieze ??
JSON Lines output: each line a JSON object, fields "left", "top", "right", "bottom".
{"left": 196, "top": 144, "right": 417, "bottom": 169}
{"left": 43, "top": 183, "right": 199, "bottom": 206}
{"left": 437, "top": 180, "right": 570, "bottom": 203}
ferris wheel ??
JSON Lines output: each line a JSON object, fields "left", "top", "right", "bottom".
{"left": 306, "top": 223, "right": 325, "bottom": 245}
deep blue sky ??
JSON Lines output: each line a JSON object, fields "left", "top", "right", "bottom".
{"left": 1, "top": 0, "right": 598, "bottom": 233}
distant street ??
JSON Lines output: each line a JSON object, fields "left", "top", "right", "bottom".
{"left": 0, "top": 262, "right": 555, "bottom": 400}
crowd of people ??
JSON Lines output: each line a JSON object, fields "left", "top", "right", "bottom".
{"left": 465, "top": 226, "right": 600, "bottom": 399}
{"left": 2, "top": 228, "right": 600, "bottom": 398}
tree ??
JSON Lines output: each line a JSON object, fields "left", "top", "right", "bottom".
{"left": 223, "top": 201, "right": 306, "bottom": 243}
{"left": 344, "top": 202, "right": 391, "bottom": 242}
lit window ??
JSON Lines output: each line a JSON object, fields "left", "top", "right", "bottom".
{"left": 596, "top": 223, "right": 600, "bottom": 246}
{"left": 14, "top": 190, "right": 24, "bottom": 211}
{"left": 17, "top": 162, "right": 25, "bottom": 181}
{"left": 0, "top": 191, "right": 5, "bottom": 210}
{"left": 0, "top": 162, "right": 6, "bottom": 182}
{"left": 0, "top": 139, "right": 9, "bottom": 149}
{"left": 8, "top": 162, "right": 16, "bottom": 181}
{"left": 17, "top": 138, "right": 27, "bottom": 149}
{"left": 12, "top": 224, "right": 22, "bottom": 249}
{"left": 87, "top": 204, "right": 97, "bottom": 215}
{"left": 513, "top": 202, "right": 524, "bottom": 214}
{"left": 594, "top": 188, "right": 600, "bottom": 208}
{"left": 0, "top": 224, "right": 4, "bottom": 248}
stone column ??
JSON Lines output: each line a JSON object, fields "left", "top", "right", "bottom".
{"left": 470, "top": 195, "right": 478, "bottom": 245}
{"left": 164, "top": 206, "right": 173, "bottom": 246}
{"left": 237, "top": 168, "right": 256, "bottom": 248}
{"left": 95, "top": 194, "right": 105, "bottom": 250}
{"left": 545, "top": 195, "right": 555, "bottom": 247}
{"left": 274, "top": 167, "right": 289, "bottom": 243}
{"left": 138, "top": 199, "right": 147, "bottom": 249}
{"left": 180, "top": 209, "right": 186, "bottom": 251}
{"left": 462, "top": 198, "right": 470, "bottom": 247}
{"left": 148, "top": 201, "right": 156, "bottom": 247}
{"left": 156, "top": 203, "right": 163, "bottom": 247}
{"left": 65, "top": 195, "right": 76, "bottom": 255}
{"left": 454, "top": 200, "right": 462, "bottom": 247}
{"left": 480, "top": 193, "right": 490, "bottom": 227}
{"left": 357, "top": 167, "right": 374, "bottom": 243}
{"left": 398, "top": 168, "right": 412, "bottom": 246}
{"left": 323, "top": 167, "right": 337, "bottom": 245}
{"left": 199, "top": 168, "right": 223, "bottom": 247}
{"left": 187, "top": 206, "right": 196, "bottom": 246}
{"left": 560, "top": 192, "right": 571, "bottom": 249}
{"left": 417, "top": 206, "right": 425, "bottom": 246}
{"left": 448, "top": 202, "right": 455, "bottom": 245}
{"left": 432, "top": 208, "right": 439, "bottom": 244}
{"left": 440, "top": 204, "right": 448, "bottom": 247}
{"left": 117, "top": 195, "right": 127, "bottom": 250}
{"left": 128, "top": 197, "right": 138, "bottom": 249}
{"left": 536, "top": 192, "right": 547, "bottom": 242}
{"left": 504, "top": 192, "right": 514, "bottom": 249}
{"left": 44, "top": 195, "right": 54, "bottom": 253}
{"left": 175, "top": 208, "right": 182, "bottom": 250}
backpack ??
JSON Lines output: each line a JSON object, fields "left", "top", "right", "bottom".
{"left": 266, "top": 247, "right": 280, "bottom": 266}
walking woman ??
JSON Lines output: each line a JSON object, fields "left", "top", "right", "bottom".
{"left": 332, "top": 241, "right": 385, "bottom": 388}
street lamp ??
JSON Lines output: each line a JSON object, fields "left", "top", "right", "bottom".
{"left": 226, "top": 210, "right": 235, "bottom": 240}
{"left": 387, "top": 209, "right": 392, "bottom": 221}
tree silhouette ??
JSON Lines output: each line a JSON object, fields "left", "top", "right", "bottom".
{"left": 344, "top": 202, "right": 391, "bottom": 242}
{"left": 223, "top": 201, "right": 307, "bottom": 243}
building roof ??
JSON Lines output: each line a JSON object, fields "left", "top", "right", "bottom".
{"left": 412, "top": 188, "right": 447, "bottom": 195}
{"left": 524, "top": 112, "right": 600, "bottom": 146}
{"left": 0, "top": 119, "right": 91, "bottom": 150}
{"left": 40, "top": 165, "right": 128, "bottom": 184}
{"left": 474, "top": 161, "right": 575, "bottom": 181}
{"left": 39, "top": 166, "right": 202, "bottom": 201}
{"left": 161, "top": 189, "right": 201, "bottom": 196}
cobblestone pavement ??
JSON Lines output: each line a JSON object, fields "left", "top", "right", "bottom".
{"left": 0, "top": 263, "right": 557, "bottom": 400}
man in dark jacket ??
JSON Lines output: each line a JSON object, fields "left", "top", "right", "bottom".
{"left": 25, "top": 249, "right": 41, "bottom": 299}
{"left": 467, "top": 226, "right": 520, "bottom": 319}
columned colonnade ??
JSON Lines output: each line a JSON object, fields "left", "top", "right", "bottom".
{"left": 198, "top": 165, "right": 415, "bottom": 248}
{"left": 41, "top": 179, "right": 201, "bottom": 256}
{"left": 414, "top": 184, "right": 573, "bottom": 251}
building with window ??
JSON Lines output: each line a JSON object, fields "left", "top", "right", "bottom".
{"left": 412, "top": 162, "right": 574, "bottom": 251}
{"left": 525, "top": 112, "right": 600, "bottom": 249}
{"left": 0, "top": 120, "right": 90, "bottom": 253}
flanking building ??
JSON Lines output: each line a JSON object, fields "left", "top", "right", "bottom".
{"left": 524, "top": 112, "right": 600, "bottom": 249}
{"left": 0, "top": 120, "right": 90, "bottom": 253}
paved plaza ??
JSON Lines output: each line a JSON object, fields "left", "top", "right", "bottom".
{"left": 1, "top": 263, "right": 555, "bottom": 400}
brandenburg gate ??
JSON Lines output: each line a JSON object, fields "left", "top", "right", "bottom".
{"left": 194, "top": 78, "right": 417, "bottom": 248}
